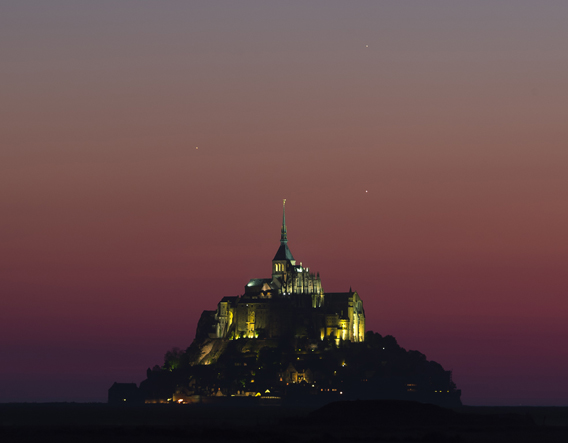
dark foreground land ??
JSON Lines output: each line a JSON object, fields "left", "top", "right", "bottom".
{"left": 1, "top": 401, "right": 568, "bottom": 443}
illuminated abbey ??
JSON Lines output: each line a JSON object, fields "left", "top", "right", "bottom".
{"left": 206, "top": 200, "right": 365, "bottom": 344}
{"left": 124, "top": 201, "right": 460, "bottom": 407}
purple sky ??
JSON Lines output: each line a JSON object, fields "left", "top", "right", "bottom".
{"left": 1, "top": 1, "right": 567, "bottom": 405}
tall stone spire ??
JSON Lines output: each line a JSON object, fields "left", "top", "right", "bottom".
{"left": 280, "top": 198, "right": 287, "bottom": 243}
{"left": 273, "top": 199, "right": 294, "bottom": 262}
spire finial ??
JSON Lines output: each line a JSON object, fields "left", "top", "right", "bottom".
{"left": 281, "top": 199, "right": 287, "bottom": 243}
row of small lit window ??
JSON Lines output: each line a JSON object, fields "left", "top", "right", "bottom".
{"left": 320, "top": 388, "right": 343, "bottom": 394}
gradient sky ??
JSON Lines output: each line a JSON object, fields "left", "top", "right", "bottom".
{"left": 1, "top": 1, "right": 567, "bottom": 405}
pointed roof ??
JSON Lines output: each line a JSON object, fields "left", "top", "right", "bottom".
{"left": 273, "top": 199, "right": 295, "bottom": 261}
{"left": 273, "top": 242, "right": 295, "bottom": 261}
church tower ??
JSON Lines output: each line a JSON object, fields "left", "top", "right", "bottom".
{"left": 272, "top": 199, "right": 296, "bottom": 294}
{"left": 210, "top": 200, "right": 363, "bottom": 341}
{"left": 270, "top": 200, "right": 324, "bottom": 306}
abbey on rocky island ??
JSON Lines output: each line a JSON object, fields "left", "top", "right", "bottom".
{"left": 119, "top": 201, "right": 461, "bottom": 407}
{"left": 200, "top": 200, "right": 365, "bottom": 344}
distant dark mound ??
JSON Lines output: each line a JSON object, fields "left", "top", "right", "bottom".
{"left": 309, "top": 400, "right": 457, "bottom": 427}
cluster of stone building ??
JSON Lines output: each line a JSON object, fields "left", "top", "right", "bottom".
{"left": 210, "top": 200, "right": 365, "bottom": 344}
{"left": 109, "top": 201, "right": 462, "bottom": 407}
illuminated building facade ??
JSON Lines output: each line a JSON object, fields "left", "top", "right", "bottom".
{"left": 210, "top": 200, "right": 365, "bottom": 344}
